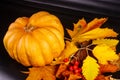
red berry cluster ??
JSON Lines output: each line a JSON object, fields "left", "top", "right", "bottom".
{"left": 68, "top": 61, "right": 82, "bottom": 74}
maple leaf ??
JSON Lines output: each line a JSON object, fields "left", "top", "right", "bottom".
{"left": 66, "top": 18, "right": 87, "bottom": 38}
{"left": 72, "top": 28, "right": 118, "bottom": 42}
{"left": 26, "top": 66, "right": 56, "bottom": 80}
{"left": 79, "top": 18, "right": 107, "bottom": 34}
{"left": 82, "top": 56, "right": 100, "bottom": 80}
{"left": 67, "top": 18, "right": 107, "bottom": 39}
{"left": 92, "top": 44, "right": 119, "bottom": 64}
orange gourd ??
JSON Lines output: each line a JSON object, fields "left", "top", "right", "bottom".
{"left": 3, "top": 11, "right": 65, "bottom": 66}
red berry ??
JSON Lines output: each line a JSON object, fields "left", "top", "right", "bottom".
{"left": 74, "top": 68, "right": 82, "bottom": 73}
{"left": 63, "top": 58, "right": 69, "bottom": 62}
{"left": 74, "top": 69, "right": 79, "bottom": 73}
{"left": 77, "top": 68, "right": 82, "bottom": 72}
{"left": 74, "top": 61, "right": 79, "bottom": 66}
{"left": 73, "top": 65, "right": 78, "bottom": 70}
{"left": 69, "top": 66, "right": 74, "bottom": 71}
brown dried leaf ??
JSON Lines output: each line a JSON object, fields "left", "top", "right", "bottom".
{"left": 95, "top": 75, "right": 110, "bottom": 80}
{"left": 56, "top": 64, "right": 68, "bottom": 78}
{"left": 68, "top": 74, "right": 82, "bottom": 80}
{"left": 26, "top": 66, "right": 56, "bottom": 80}
{"left": 99, "top": 63, "right": 119, "bottom": 73}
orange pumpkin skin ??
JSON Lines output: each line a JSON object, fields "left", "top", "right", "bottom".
{"left": 3, "top": 11, "right": 65, "bottom": 66}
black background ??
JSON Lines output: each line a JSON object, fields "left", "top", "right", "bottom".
{"left": 0, "top": 0, "right": 120, "bottom": 80}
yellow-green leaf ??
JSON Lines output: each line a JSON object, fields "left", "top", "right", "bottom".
{"left": 72, "top": 28, "right": 118, "bottom": 42}
{"left": 92, "top": 44, "right": 119, "bottom": 64}
{"left": 82, "top": 56, "right": 99, "bottom": 80}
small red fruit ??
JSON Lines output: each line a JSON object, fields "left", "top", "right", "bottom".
{"left": 69, "top": 66, "right": 74, "bottom": 71}
{"left": 74, "top": 61, "right": 79, "bottom": 66}
{"left": 73, "top": 65, "right": 78, "bottom": 70}
{"left": 63, "top": 58, "right": 69, "bottom": 62}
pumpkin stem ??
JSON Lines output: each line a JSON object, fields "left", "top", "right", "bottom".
{"left": 24, "top": 26, "right": 35, "bottom": 32}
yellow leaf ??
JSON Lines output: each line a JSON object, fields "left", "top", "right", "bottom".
{"left": 92, "top": 39, "right": 119, "bottom": 47}
{"left": 92, "top": 44, "right": 119, "bottom": 64}
{"left": 82, "top": 56, "right": 99, "bottom": 80}
{"left": 26, "top": 66, "right": 56, "bottom": 80}
{"left": 72, "top": 28, "right": 118, "bottom": 42}
{"left": 92, "top": 39, "right": 119, "bottom": 50}
{"left": 58, "top": 41, "right": 79, "bottom": 61}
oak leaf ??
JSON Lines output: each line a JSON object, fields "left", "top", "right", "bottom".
{"left": 26, "top": 66, "right": 56, "bottom": 80}
{"left": 82, "top": 56, "right": 100, "bottom": 80}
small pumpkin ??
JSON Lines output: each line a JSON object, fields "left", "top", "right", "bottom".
{"left": 3, "top": 11, "right": 65, "bottom": 66}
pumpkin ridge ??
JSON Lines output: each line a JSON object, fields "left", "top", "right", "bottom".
{"left": 16, "top": 34, "right": 31, "bottom": 66}
{"left": 4, "top": 29, "right": 23, "bottom": 59}
{"left": 37, "top": 28, "right": 62, "bottom": 58}
{"left": 32, "top": 29, "right": 53, "bottom": 64}
{"left": 25, "top": 33, "right": 46, "bottom": 66}
{"left": 44, "top": 27, "right": 64, "bottom": 50}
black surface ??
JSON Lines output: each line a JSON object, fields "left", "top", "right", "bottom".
{"left": 0, "top": 0, "right": 120, "bottom": 80}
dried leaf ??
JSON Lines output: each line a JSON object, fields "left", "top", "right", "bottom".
{"left": 99, "top": 64, "right": 119, "bottom": 73}
{"left": 56, "top": 64, "right": 67, "bottom": 77}
{"left": 72, "top": 28, "right": 118, "bottom": 42}
{"left": 82, "top": 56, "right": 100, "bottom": 80}
{"left": 92, "top": 39, "right": 119, "bottom": 48}
{"left": 80, "top": 18, "right": 107, "bottom": 34}
{"left": 95, "top": 74, "right": 110, "bottom": 80}
{"left": 58, "top": 41, "right": 79, "bottom": 61}
{"left": 67, "top": 18, "right": 86, "bottom": 38}
{"left": 68, "top": 74, "right": 82, "bottom": 80}
{"left": 92, "top": 44, "right": 119, "bottom": 64}
{"left": 26, "top": 66, "right": 56, "bottom": 80}
{"left": 67, "top": 18, "right": 107, "bottom": 38}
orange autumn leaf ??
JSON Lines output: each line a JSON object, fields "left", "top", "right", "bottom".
{"left": 99, "top": 63, "right": 119, "bottom": 73}
{"left": 68, "top": 74, "right": 82, "bottom": 80}
{"left": 56, "top": 64, "right": 68, "bottom": 77}
{"left": 72, "top": 28, "right": 118, "bottom": 42}
{"left": 79, "top": 18, "right": 107, "bottom": 34}
{"left": 67, "top": 18, "right": 107, "bottom": 38}
{"left": 26, "top": 66, "right": 56, "bottom": 80}
{"left": 67, "top": 18, "right": 87, "bottom": 38}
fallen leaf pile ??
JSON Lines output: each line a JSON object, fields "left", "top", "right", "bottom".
{"left": 26, "top": 18, "right": 120, "bottom": 80}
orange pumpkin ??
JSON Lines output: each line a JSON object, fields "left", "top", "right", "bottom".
{"left": 3, "top": 11, "right": 65, "bottom": 66}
